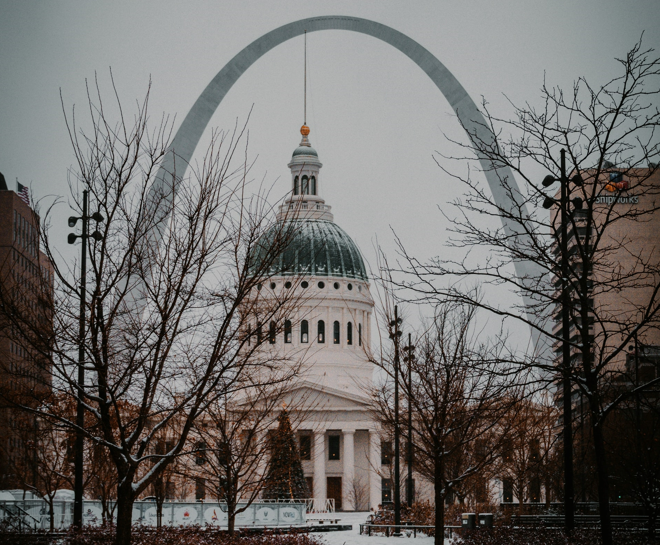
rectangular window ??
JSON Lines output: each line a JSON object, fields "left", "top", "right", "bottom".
{"left": 382, "top": 478, "right": 392, "bottom": 503}
{"left": 381, "top": 440, "right": 392, "bottom": 465}
{"left": 333, "top": 321, "right": 340, "bottom": 344}
{"left": 359, "top": 324, "right": 362, "bottom": 346}
{"left": 195, "top": 477, "right": 206, "bottom": 500}
{"left": 502, "top": 478, "right": 513, "bottom": 503}
{"left": 299, "top": 435, "right": 311, "bottom": 460}
{"left": 328, "top": 435, "right": 340, "bottom": 460}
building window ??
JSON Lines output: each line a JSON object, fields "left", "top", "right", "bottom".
{"left": 405, "top": 479, "right": 416, "bottom": 504}
{"left": 302, "top": 175, "right": 309, "bottom": 194}
{"left": 529, "top": 477, "right": 541, "bottom": 502}
{"left": 299, "top": 435, "right": 311, "bottom": 460}
{"left": 317, "top": 320, "right": 325, "bottom": 343}
{"left": 165, "top": 481, "right": 175, "bottom": 500}
{"left": 301, "top": 320, "right": 309, "bottom": 343}
{"left": 333, "top": 321, "right": 340, "bottom": 344}
{"left": 195, "top": 477, "right": 206, "bottom": 501}
{"left": 502, "top": 478, "right": 513, "bottom": 503}
{"left": 195, "top": 442, "right": 207, "bottom": 465}
{"left": 382, "top": 478, "right": 392, "bottom": 503}
{"left": 310, "top": 176, "right": 316, "bottom": 195}
{"left": 256, "top": 323, "right": 262, "bottom": 344}
{"left": 269, "top": 321, "right": 276, "bottom": 344}
{"left": 328, "top": 435, "right": 340, "bottom": 460}
{"left": 294, "top": 176, "right": 299, "bottom": 195}
{"left": 347, "top": 322, "right": 353, "bottom": 345}
{"left": 359, "top": 323, "right": 362, "bottom": 346}
{"left": 284, "top": 320, "right": 292, "bottom": 343}
{"left": 381, "top": 441, "right": 392, "bottom": 465}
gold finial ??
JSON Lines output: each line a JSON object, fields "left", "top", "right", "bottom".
{"left": 301, "top": 125, "right": 310, "bottom": 136}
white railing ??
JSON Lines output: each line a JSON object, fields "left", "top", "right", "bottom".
{"left": 303, "top": 498, "right": 335, "bottom": 514}
{"left": 0, "top": 499, "right": 307, "bottom": 530}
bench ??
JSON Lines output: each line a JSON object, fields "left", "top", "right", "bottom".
{"left": 307, "top": 515, "right": 341, "bottom": 525}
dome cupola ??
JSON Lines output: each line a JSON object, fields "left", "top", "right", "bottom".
{"left": 250, "top": 125, "right": 368, "bottom": 282}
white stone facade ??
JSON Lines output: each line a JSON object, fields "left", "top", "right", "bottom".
{"left": 254, "top": 126, "right": 382, "bottom": 511}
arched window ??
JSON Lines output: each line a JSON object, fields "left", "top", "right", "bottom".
{"left": 358, "top": 323, "right": 362, "bottom": 346}
{"left": 269, "top": 321, "right": 276, "bottom": 344}
{"left": 301, "top": 320, "right": 309, "bottom": 343}
{"left": 333, "top": 321, "right": 340, "bottom": 344}
{"left": 294, "top": 176, "right": 299, "bottom": 195}
{"left": 284, "top": 320, "right": 292, "bottom": 344}
{"left": 256, "top": 323, "right": 263, "bottom": 344}
{"left": 347, "top": 322, "right": 353, "bottom": 345}
{"left": 302, "top": 175, "right": 309, "bottom": 195}
{"left": 311, "top": 176, "right": 316, "bottom": 195}
{"left": 318, "top": 320, "right": 325, "bottom": 343}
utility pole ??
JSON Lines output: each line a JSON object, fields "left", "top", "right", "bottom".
{"left": 389, "top": 306, "right": 402, "bottom": 535}
{"left": 68, "top": 190, "right": 104, "bottom": 528}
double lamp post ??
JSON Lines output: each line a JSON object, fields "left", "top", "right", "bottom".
{"left": 67, "top": 189, "right": 104, "bottom": 528}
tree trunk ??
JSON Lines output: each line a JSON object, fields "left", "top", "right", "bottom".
{"left": 228, "top": 512, "right": 235, "bottom": 536}
{"left": 434, "top": 455, "right": 444, "bottom": 545}
{"left": 115, "top": 478, "right": 136, "bottom": 545}
{"left": 47, "top": 499, "right": 54, "bottom": 532}
{"left": 591, "top": 413, "right": 613, "bottom": 545}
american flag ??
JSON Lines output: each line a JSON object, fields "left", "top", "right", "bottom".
{"left": 17, "top": 181, "right": 30, "bottom": 206}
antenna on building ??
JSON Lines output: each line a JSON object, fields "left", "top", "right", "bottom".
{"left": 304, "top": 30, "right": 307, "bottom": 125}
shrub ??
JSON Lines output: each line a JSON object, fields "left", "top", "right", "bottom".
{"left": 58, "top": 525, "right": 322, "bottom": 545}
{"left": 451, "top": 527, "right": 658, "bottom": 545}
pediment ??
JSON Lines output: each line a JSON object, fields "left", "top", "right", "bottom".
{"left": 233, "top": 379, "right": 372, "bottom": 413}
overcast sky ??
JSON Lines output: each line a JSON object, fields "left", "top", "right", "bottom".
{"left": 1, "top": 0, "right": 659, "bottom": 347}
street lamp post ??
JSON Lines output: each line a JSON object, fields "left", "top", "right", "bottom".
{"left": 542, "top": 148, "right": 583, "bottom": 532}
{"left": 404, "top": 333, "right": 415, "bottom": 507}
{"left": 389, "top": 306, "right": 402, "bottom": 536}
{"left": 68, "top": 189, "right": 104, "bottom": 528}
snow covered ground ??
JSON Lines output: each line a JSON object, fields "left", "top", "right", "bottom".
{"left": 313, "top": 512, "right": 451, "bottom": 545}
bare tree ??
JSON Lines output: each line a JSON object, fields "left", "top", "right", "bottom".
{"left": 374, "top": 299, "right": 527, "bottom": 544}
{"left": 392, "top": 40, "right": 660, "bottom": 545}
{"left": 346, "top": 476, "right": 369, "bottom": 512}
{"left": 497, "top": 396, "right": 559, "bottom": 514}
{"left": 0, "top": 74, "right": 306, "bottom": 545}
{"left": 183, "top": 377, "right": 308, "bottom": 535}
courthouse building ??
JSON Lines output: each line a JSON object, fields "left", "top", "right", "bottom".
{"left": 247, "top": 125, "right": 384, "bottom": 511}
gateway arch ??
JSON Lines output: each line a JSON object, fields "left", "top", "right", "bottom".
{"left": 148, "top": 15, "right": 544, "bottom": 337}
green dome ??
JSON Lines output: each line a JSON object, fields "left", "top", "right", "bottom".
{"left": 292, "top": 146, "right": 318, "bottom": 157}
{"left": 251, "top": 219, "right": 367, "bottom": 280}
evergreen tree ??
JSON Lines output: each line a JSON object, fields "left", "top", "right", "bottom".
{"left": 262, "top": 410, "right": 310, "bottom": 499}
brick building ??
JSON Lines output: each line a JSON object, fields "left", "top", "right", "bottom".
{"left": 0, "top": 173, "right": 54, "bottom": 489}
{"left": 551, "top": 165, "right": 660, "bottom": 503}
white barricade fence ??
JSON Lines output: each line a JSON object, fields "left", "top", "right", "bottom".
{"left": 0, "top": 499, "right": 307, "bottom": 530}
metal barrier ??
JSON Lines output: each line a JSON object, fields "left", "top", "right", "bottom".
{"left": 0, "top": 499, "right": 307, "bottom": 530}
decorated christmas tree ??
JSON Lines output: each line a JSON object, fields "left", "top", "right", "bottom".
{"left": 262, "top": 409, "right": 310, "bottom": 499}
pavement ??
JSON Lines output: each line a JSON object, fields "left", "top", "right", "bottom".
{"left": 313, "top": 512, "right": 451, "bottom": 545}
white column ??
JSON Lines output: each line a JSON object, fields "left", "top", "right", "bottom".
{"left": 313, "top": 431, "right": 326, "bottom": 509}
{"left": 369, "top": 430, "right": 381, "bottom": 510}
{"left": 342, "top": 430, "right": 355, "bottom": 511}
